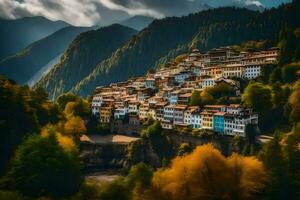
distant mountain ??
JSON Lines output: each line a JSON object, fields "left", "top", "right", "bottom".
{"left": 36, "top": 1, "right": 299, "bottom": 98}
{"left": 120, "top": 16, "right": 155, "bottom": 30}
{"left": 35, "top": 24, "right": 137, "bottom": 98}
{"left": 0, "top": 16, "right": 69, "bottom": 60}
{"left": 0, "top": 26, "right": 91, "bottom": 84}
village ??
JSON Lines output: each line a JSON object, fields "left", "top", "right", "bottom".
{"left": 91, "top": 46, "right": 280, "bottom": 137}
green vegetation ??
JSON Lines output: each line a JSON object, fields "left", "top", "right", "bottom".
{"left": 5, "top": 133, "right": 82, "bottom": 198}
{"left": 35, "top": 24, "right": 137, "bottom": 99}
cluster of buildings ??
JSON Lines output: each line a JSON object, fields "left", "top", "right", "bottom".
{"left": 92, "top": 46, "right": 279, "bottom": 137}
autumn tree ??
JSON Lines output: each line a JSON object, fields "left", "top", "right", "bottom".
{"left": 56, "top": 92, "right": 80, "bottom": 111}
{"left": 287, "top": 89, "right": 300, "bottom": 123}
{"left": 64, "top": 99, "right": 90, "bottom": 119}
{"left": 64, "top": 116, "right": 87, "bottom": 143}
{"left": 150, "top": 144, "right": 266, "bottom": 200}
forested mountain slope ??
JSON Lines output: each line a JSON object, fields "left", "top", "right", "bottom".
{"left": 0, "top": 26, "right": 91, "bottom": 84}
{"left": 35, "top": 24, "right": 137, "bottom": 98}
{"left": 0, "top": 16, "right": 69, "bottom": 60}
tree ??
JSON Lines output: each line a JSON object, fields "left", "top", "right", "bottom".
{"left": 189, "top": 90, "right": 201, "bottom": 106}
{"left": 56, "top": 93, "right": 80, "bottom": 111}
{"left": 281, "top": 63, "right": 300, "bottom": 84}
{"left": 206, "top": 82, "right": 234, "bottom": 99}
{"left": 200, "top": 90, "right": 215, "bottom": 105}
{"left": 260, "top": 132, "right": 288, "bottom": 200}
{"left": 260, "top": 64, "right": 276, "bottom": 83}
{"left": 242, "top": 82, "right": 272, "bottom": 118}
{"left": 6, "top": 133, "right": 82, "bottom": 198}
{"left": 283, "top": 124, "right": 300, "bottom": 199}
{"left": 150, "top": 144, "right": 266, "bottom": 200}
{"left": 288, "top": 90, "right": 300, "bottom": 123}
{"left": 177, "top": 143, "right": 193, "bottom": 156}
{"left": 144, "top": 121, "right": 173, "bottom": 161}
{"left": 126, "top": 163, "right": 153, "bottom": 189}
{"left": 64, "top": 116, "right": 87, "bottom": 143}
{"left": 64, "top": 99, "right": 90, "bottom": 119}
{"left": 271, "top": 83, "right": 284, "bottom": 107}
{"left": 269, "top": 67, "right": 282, "bottom": 84}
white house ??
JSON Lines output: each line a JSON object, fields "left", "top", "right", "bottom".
{"left": 243, "top": 64, "right": 261, "bottom": 79}
{"left": 92, "top": 94, "right": 103, "bottom": 115}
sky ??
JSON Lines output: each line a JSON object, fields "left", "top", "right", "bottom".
{"left": 0, "top": 0, "right": 291, "bottom": 26}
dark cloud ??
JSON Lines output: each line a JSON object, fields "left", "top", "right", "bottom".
{"left": 0, "top": 0, "right": 291, "bottom": 26}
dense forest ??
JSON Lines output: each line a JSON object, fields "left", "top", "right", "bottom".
{"left": 35, "top": 24, "right": 137, "bottom": 99}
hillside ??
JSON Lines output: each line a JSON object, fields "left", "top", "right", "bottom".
{"left": 71, "top": 7, "right": 285, "bottom": 97}
{"left": 0, "top": 16, "right": 69, "bottom": 60}
{"left": 35, "top": 24, "right": 137, "bottom": 98}
{"left": 36, "top": 1, "right": 299, "bottom": 98}
{"left": 0, "top": 26, "right": 91, "bottom": 84}
{"left": 120, "top": 16, "right": 155, "bottom": 31}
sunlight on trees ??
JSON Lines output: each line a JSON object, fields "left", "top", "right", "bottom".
{"left": 151, "top": 144, "right": 266, "bottom": 200}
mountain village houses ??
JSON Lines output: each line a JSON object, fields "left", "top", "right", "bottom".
{"left": 91, "top": 46, "right": 279, "bottom": 137}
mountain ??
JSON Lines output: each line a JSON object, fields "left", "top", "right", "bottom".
{"left": 37, "top": 1, "right": 299, "bottom": 98}
{"left": 0, "top": 16, "right": 69, "bottom": 60}
{"left": 35, "top": 24, "right": 137, "bottom": 98}
{"left": 0, "top": 26, "right": 91, "bottom": 84}
{"left": 120, "top": 16, "right": 155, "bottom": 31}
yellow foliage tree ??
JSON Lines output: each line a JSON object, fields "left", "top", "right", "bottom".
{"left": 41, "top": 124, "right": 75, "bottom": 151}
{"left": 64, "top": 116, "right": 87, "bottom": 143}
{"left": 150, "top": 144, "right": 266, "bottom": 200}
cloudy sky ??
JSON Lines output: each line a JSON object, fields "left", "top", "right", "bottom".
{"left": 0, "top": 0, "right": 291, "bottom": 26}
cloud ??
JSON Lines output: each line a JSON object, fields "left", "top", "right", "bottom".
{"left": 97, "top": 0, "right": 164, "bottom": 18}
{"left": 0, "top": 0, "right": 289, "bottom": 26}
{"left": 0, "top": 0, "right": 101, "bottom": 26}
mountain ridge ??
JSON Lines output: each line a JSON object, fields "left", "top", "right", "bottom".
{"left": 0, "top": 16, "right": 70, "bottom": 60}
{"left": 0, "top": 26, "right": 91, "bottom": 84}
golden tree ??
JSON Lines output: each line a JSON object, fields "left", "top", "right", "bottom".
{"left": 151, "top": 144, "right": 266, "bottom": 200}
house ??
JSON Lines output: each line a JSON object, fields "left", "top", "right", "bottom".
{"left": 201, "top": 111, "right": 214, "bottom": 130}
{"left": 164, "top": 105, "right": 175, "bottom": 121}
{"left": 213, "top": 112, "right": 225, "bottom": 134}
{"left": 145, "top": 78, "right": 156, "bottom": 89}
{"left": 174, "top": 71, "right": 192, "bottom": 85}
{"left": 184, "top": 106, "right": 200, "bottom": 126}
{"left": 161, "top": 120, "right": 173, "bottom": 129}
{"left": 203, "top": 105, "right": 226, "bottom": 112}
{"left": 155, "top": 102, "right": 168, "bottom": 121}
{"left": 191, "top": 110, "right": 201, "bottom": 129}
{"left": 201, "top": 77, "right": 217, "bottom": 89}
{"left": 178, "top": 93, "right": 192, "bottom": 105}
{"left": 224, "top": 113, "right": 236, "bottom": 136}
{"left": 114, "top": 106, "right": 128, "bottom": 120}
{"left": 173, "top": 105, "right": 188, "bottom": 125}
{"left": 169, "top": 90, "right": 180, "bottom": 105}
{"left": 128, "top": 101, "right": 139, "bottom": 115}
{"left": 222, "top": 63, "right": 243, "bottom": 78}
{"left": 243, "top": 64, "right": 261, "bottom": 79}
{"left": 92, "top": 94, "right": 102, "bottom": 116}
{"left": 139, "top": 103, "right": 149, "bottom": 120}
{"left": 100, "top": 105, "right": 114, "bottom": 123}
